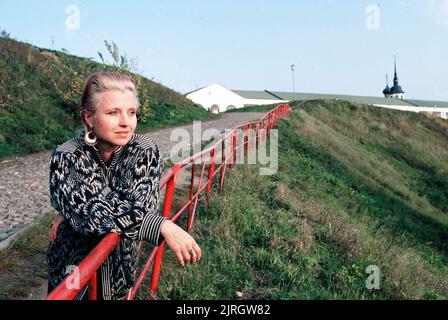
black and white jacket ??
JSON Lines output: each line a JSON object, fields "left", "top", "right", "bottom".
{"left": 46, "top": 133, "right": 165, "bottom": 300}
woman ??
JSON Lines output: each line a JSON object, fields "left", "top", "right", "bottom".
{"left": 46, "top": 71, "right": 201, "bottom": 300}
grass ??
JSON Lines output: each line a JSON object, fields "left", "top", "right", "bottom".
{"left": 0, "top": 213, "right": 53, "bottom": 299}
{"left": 224, "top": 104, "right": 280, "bottom": 113}
{"left": 136, "top": 169, "right": 391, "bottom": 300}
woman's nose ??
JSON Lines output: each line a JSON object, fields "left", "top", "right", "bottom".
{"left": 119, "top": 114, "right": 131, "bottom": 126}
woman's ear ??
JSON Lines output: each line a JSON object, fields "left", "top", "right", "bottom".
{"left": 82, "top": 109, "right": 94, "bottom": 129}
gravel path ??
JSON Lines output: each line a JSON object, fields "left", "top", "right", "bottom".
{"left": 0, "top": 112, "right": 265, "bottom": 249}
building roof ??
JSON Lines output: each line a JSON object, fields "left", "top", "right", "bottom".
{"left": 184, "top": 85, "right": 207, "bottom": 96}
{"left": 232, "top": 90, "right": 283, "bottom": 100}
{"left": 389, "top": 84, "right": 405, "bottom": 94}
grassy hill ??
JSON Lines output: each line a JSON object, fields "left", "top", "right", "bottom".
{"left": 149, "top": 100, "right": 448, "bottom": 299}
{"left": 0, "top": 37, "right": 213, "bottom": 159}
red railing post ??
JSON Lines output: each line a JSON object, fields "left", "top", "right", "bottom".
{"left": 253, "top": 123, "right": 257, "bottom": 152}
{"left": 244, "top": 125, "right": 249, "bottom": 159}
{"left": 234, "top": 131, "right": 238, "bottom": 165}
{"left": 88, "top": 272, "right": 97, "bottom": 300}
{"left": 229, "top": 131, "right": 233, "bottom": 169}
{"left": 230, "top": 130, "right": 236, "bottom": 169}
{"left": 267, "top": 112, "right": 271, "bottom": 137}
{"left": 206, "top": 148, "right": 216, "bottom": 196}
{"left": 150, "top": 164, "right": 180, "bottom": 293}
{"left": 218, "top": 138, "right": 227, "bottom": 194}
{"left": 264, "top": 117, "right": 268, "bottom": 144}
{"left": 187, "top": 162, "right": 196, "bottom": 233}
{"left": 189, "top": 160, "right": 207, "bottom": 231}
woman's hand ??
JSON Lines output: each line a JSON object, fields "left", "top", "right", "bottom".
{"left": 49, "top": 215, "right": 65, "bottom": 241}
{"left": 160, "top": 220, "right": 201, "bottom": 267}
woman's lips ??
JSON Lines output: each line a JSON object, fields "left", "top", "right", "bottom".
{"left": 115, "top": 131, "right": 129, "bottom": 137}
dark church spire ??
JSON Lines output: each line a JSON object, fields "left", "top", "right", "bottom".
{"left": 393, "top": 55, "right": 399, "bottom": 86}
{"left": 389, "top": 55, "right": 404, "bottom": 95}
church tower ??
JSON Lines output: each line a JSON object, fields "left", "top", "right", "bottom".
{"left": 384, "top": 56, "right": 405, "bottom": 99}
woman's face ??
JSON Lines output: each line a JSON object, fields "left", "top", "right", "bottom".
{"left": 84, "top": 89, "right": 138, "bottom": 149}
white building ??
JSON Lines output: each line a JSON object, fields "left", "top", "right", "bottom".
{"left": 185, "top": 84, "right": 448, "bottom": 120}
{"left": 185, "top": 83, "right": 288, "bottom": 114}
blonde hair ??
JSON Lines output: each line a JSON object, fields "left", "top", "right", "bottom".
{"left": 81, "top": 71, "right": 139, "bottom": 115}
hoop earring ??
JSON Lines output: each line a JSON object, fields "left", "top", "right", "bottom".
{"left": 84, "top": 129, "right": 98, "bottom": 146}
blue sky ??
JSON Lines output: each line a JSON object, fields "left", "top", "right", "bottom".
{"left": 1, "top": 0, "right": 447, "bottom": 100}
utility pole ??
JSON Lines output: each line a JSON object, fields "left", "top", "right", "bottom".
{"left": 290, "top": 64, "right": 295, "bottom": 101}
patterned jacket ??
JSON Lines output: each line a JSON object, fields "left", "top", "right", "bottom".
{"left": 46, "top": 133, "right": 166, "bottom": 299}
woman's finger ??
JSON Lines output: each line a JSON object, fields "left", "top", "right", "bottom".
{"left": 174, "top": 249, "right": 185, "bottom": 267}
{"left": 186, "top": 242, "right": 202, "bottom": 264}
{"left": 188, "top": 248, "right": 197, "bottom": 264}
{"left": 192, "top": 243, "right": 201, "bottom": 261}
{"left": 181, "top": 247, "right": 192, "bottom": 265}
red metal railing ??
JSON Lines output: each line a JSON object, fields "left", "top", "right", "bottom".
{"left": 45, "top": 104, "right": 289, "bottom": 300}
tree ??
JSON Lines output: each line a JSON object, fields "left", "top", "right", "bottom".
{"left": 102, "top": 40, "right": 151, "bottom": 122}
{"left": 0, "top": 28, "right": 11, "bottom": 39}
